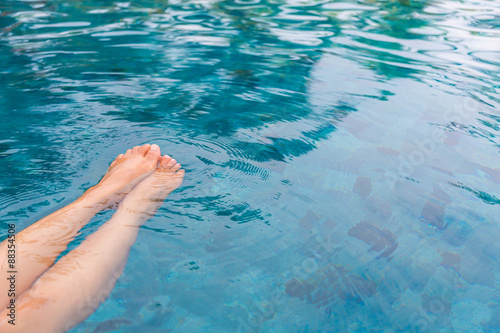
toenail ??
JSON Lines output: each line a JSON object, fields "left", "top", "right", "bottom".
{"left": 151, "top": 144, "right": 159, "bottom": 151}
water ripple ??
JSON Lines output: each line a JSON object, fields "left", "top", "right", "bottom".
{"left": 1, "top": 0, "right": 500, "bottom": 331}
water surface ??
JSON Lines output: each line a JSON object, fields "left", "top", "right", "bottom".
{"left": 1, "top": 0, "right": 500, "bottom": 331}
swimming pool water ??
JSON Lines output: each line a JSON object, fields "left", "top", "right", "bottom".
{"left": 1, "top": 0, "right": 499, "bottom": 331}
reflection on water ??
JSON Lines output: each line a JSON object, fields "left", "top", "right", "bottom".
{"left": 1, "top": 0, "right": 499, "bottom": 331}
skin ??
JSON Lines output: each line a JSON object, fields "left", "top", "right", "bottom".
{"left": 0, "top": 145, "right": 184, "bottom": 332}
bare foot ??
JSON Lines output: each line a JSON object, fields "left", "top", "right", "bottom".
{"left": 118, "top": 155, "right": 185, "bottom": 218}
{"left": 81, "top": 144, "right": 162, "bottom": 209}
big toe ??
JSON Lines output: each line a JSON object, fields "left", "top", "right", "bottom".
{"left": 159, "top": 155, "right": 172, "bottom": 166}
{"left": 146, "top": 144, "right": 161, "bottom": 161}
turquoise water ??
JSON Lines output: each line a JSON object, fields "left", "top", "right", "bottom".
{"left": 1, "top": 0, "right": 500, "bottom": 331}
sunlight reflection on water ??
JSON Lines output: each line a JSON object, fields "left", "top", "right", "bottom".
{"left": 1, "top": 0, "right": 499, "bottom": 331}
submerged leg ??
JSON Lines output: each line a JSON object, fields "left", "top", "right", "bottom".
{"left": 0, "top": 144, "right": 162, "bottom": 309}
{"left": 0, "top": 155, "right": 184, "bottom": 333}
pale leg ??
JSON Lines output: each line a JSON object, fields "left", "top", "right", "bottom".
{"left": 0, "top": 144, "right": 162, "bottom": 308}
{"left": 0, "top": 155, "right": 184, "bottom": 333}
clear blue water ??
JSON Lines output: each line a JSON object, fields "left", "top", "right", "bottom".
{"left": 1, "top": 0, "right": 500, "bottom": 331}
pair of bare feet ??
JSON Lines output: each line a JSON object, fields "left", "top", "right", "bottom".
{"left": 0, "top": 143, "right": 184, "bottom": 333}
{"left": 0, "top": 144, "right": 184, "bottom": 333}
{"left": 91, "top": 143, "right": 185, "bottom": 217}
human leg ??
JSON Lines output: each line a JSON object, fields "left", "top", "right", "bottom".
{"left": 0, "top": 144, "right": 162, "bottom": 308}
{"left": 0, "top": 155, "right": 183, "bottom": 332}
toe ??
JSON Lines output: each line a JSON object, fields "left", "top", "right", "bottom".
{"left": 166, "top": 158, "right": 177, "bottom": 168}
{"left": 138, "top": 144, "right": 151, "bottom": 156}
{"left": 125, "top": 149, "right": 132, "bottom": 156}
{"left": 177, "top": 169, "right": 185, "bottom": 177}
{"left": 146, "top": 144, "right": 161, "bottom": 161}
{"left": 159, "top": 155, "right": 171, "bottom": 166}
{"left": 172, "top": 163, "right": 181, "bottom": 172}
{"left": 132, "top": 145, "right": 141, "bottom": 154}
{"left": 110, "top": 154, "right": 124, "bottom": 167}
{"left": 162, "top": 155, "right": 172, "bottom": 164}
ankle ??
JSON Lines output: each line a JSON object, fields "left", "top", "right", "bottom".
{"left": 78, "top": 186, "right": 112, "bottom": 211}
